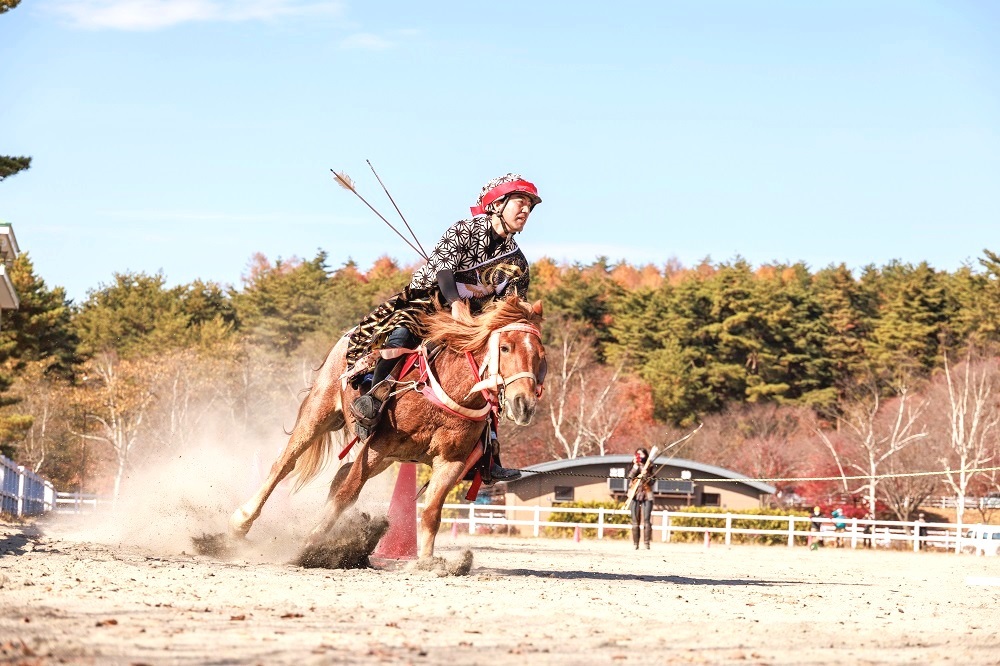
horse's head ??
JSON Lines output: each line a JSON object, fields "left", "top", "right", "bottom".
{"left": 492, "top": 302, "right": 546, "bottom": 425}
{"left": 418, "top": 296, "right": 546, "bottom": 425}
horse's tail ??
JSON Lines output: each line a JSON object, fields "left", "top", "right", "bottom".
{"left": 287, "top": 333, "right": 351, "bottom": 493}
{"left": 290, "top": 429, "right": 341, "bottom": 492}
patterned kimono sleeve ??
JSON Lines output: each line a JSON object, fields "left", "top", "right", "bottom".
{"left": 410, "top": 218, "right": 476, "bottom": 290}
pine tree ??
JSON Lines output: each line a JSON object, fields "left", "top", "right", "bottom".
{"left": 0, "top": 255, "right": 81, "bottom": 457}
{"left": 813, "top": 263, "right": 874, "bottom": 381}
{"left": 948, "top": 250, "right": 1000, "bottom": 346}
{"left": 2, "top": 253, "right": 81, "bottom": 377}
{"left": 865, "top": 261, "right": 949, "bottom": 379}
{"left": 74, "top": 271, "right": 192, "bottom": 357}
{"left": 232, "top": 251, "right": 331, "bottom": 355}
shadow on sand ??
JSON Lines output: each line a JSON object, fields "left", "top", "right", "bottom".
{"left": 479, "top": 566, "right": 872, "bottom": 587}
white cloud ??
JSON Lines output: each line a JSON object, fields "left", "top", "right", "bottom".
{"left": 339, "top": 31, "right": 393, "bottom": 50}
{"left": 46, "top": 0, "right": 344, "bottom": 30}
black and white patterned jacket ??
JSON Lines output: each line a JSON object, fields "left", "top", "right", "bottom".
{"left": 410, "top": 215, "right": 529, "bottom": 311}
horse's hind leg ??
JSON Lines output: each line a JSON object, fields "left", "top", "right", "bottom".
{"left": 303, "top": 444, "right": 392, "bottom": 547}
{"left": 229, "top": 385, "right": 344, "bottom": 537}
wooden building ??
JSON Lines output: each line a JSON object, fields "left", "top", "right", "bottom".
{"left": 502, "top": 455, "right": 774, "bottom": 510}
{"left": 0, "top": 223, "right": 20, "bottom": 331}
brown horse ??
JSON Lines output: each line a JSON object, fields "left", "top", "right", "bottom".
{"left": 229, "top": 296, "right": 545, "bottom": 560}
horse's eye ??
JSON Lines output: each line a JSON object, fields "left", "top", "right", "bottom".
{"left": 500, "top": 344, "right": 512, "bottom": 354}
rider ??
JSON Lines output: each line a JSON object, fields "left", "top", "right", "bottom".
{"left": 346, "top": 172, "right": 542, "bottom": 482}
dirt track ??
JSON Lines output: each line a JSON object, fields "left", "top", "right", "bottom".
{"left": 2, "top": 517, "right": 1000, "bottom": 665}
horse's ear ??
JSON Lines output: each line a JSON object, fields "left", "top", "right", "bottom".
{"left": 531, "top": 300, "right": 544, "bottom": 317}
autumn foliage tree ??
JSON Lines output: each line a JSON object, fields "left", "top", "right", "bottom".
{"left": 5, "top": 241, "right": 1000, "bottom": 507}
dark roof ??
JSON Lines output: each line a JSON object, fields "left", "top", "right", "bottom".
{"left": 513, "top": 455, "right": 776, "bottom": 495}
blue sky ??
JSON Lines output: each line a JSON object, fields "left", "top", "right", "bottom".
{"left": 1, "top": 1, "right": 998, "bottom": 303}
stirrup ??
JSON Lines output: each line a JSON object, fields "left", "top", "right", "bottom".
{"left": 350, "top": 394, "right": 382, "bottom": 427}
{"left": 351, "top": 395, "right": 380, "bottom": 443}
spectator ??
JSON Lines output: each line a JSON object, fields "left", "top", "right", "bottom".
{"left": 808, "top": 506, "right": 823, "bottom": 550}
{"left": 626, "top": 448, "right": 655, "bottom": 550}
{"left": 916, "top": 512, "right": 928, "bottom": 550}
{"left": 832, "top": 508, "right": 846, "bottom": 548}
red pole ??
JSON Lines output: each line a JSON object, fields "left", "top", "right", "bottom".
{"left": 373, "top": 464, "right": 418, "bottom": 559}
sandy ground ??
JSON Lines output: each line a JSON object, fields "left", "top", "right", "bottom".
{"left": 2, "top": 516, "right": 1000, "bottom": 666}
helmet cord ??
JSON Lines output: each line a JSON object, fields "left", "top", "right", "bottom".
{"left": 494, "top": 197, "right": 514, "bottom": 236}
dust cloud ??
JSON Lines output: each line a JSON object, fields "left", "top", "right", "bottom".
{"left": 45, "top": 422, "right": 395, "bottom": 564}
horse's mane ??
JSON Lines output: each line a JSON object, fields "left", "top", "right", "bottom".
{"left": 415, "top": 295, "right": 543, "bottom": 353}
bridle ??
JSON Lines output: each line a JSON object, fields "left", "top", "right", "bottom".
{"left": 397, "top": 322, "right": 544, "bottom": 423}
{"left": 465, "top": 322, "right": 545, "bottom": 401}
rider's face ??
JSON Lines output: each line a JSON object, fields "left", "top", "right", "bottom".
{"left": 492, "top": 194, "right": 534, "bottom": 236}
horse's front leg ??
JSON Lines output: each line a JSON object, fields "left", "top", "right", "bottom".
{"left": 419, "top": 457, "right": 468, "bottom": 559}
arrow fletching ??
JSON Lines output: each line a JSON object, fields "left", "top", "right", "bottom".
{"left": 331, "top": 170, "right": 356, "bottom": 192}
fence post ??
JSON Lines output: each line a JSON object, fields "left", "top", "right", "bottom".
{"left": 16, "top": 467, "right": 25, "bottom": 517}
{"left": 533, "top": 505, "right": 541, "bottom": 537}
{"left": 913, "top": 520, "right": 920, "bottom": 553}
{"left": 725, "top": 513, "right": 732, "bottom": 546}
{"left": 468, "top": 504, "right": 476, "bottom": 535}
{"left": 788, "top": 515, "right": 795, "bottom": 548}
{"left": 597, "top": 507, "right": 605, "bottom": 540}
{"left": 663, "top": 511, "right": 671, "bottom": 543}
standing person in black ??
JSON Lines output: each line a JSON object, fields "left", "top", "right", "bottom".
{"left": 627, "top": 448, "right": 655, "bottom": 550}
{"left": 808, "top": 506, "right": 823, "bottom": 550}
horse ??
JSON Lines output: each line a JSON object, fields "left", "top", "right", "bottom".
{"left": 229, "top": 296, "right": 546, "bottom": 561}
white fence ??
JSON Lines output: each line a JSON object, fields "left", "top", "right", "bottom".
{"left": 924, "top": 496, "right": 1000, "bottom": 511}
{"left": 53, "top": 492, "right": 113, "bottom": 513}
{"left": 437, "top": 503, "right": 994, "bottom": 555}
{"left": 0, "top": 454, "right": 55, "bottom": 517}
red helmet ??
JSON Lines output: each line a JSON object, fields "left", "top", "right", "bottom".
{"left": 470, "top": 173, "right": 541, "bottom": 216}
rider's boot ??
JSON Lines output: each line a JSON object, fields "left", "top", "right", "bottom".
{"left": 350, "top": 356, "right": 397, "bottom": 442}
{"left": 632, "top": 526, "right": 641, "bottom": 550}
{"left": 482, "top": 429, "right": 521, "bottom": 484}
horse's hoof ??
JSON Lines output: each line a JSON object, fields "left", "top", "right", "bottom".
{"left": 228, "top": 508, "right": 253, "bottom": 538}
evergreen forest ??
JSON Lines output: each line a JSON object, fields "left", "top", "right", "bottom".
{"left": 3, "top": 248, "right": 1000, "bottom": 522}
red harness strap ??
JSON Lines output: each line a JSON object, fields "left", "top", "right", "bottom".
{"left": 338, "top": 435, "right": 359, "bottom": 460}
{"left": 462, "top": 441, "right": 486, "bottom": 501}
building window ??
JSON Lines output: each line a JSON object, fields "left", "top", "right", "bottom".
{"left": 554, "top": 486, "right": 575, "bottom": 503}
{"left": 702, "top": 493, "right": 721, "bottom": 507}
{"left": 608, "top": 477, "right": 628, "bottom": 493}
